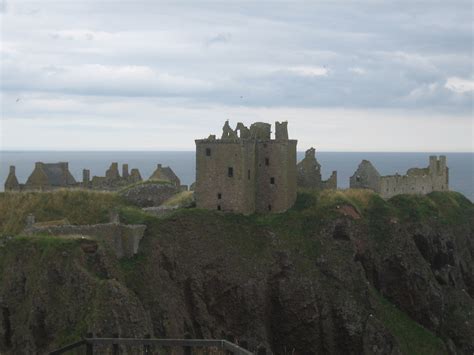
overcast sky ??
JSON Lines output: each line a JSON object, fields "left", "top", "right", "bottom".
{"left": 1, "top": 0, "right": 473, "bottom": 151}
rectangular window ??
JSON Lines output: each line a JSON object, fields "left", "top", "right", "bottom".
{"left": 217, "top": 193, "right": 222, "bottom": 199}
{"left": 217, "top": 205, "right": 221, "bottom": 211}
{"left": 247, "top": 169, "right": 250, "bottom": 180}
{"left": 228, "top": 167, "right": 234, "bottom": 177}
{"left": 268, "top": 204, "right": 272, "bottom": 211}
{"left": 206, "top": 148, "right": 211, "bottom": 156}
{"left": 265, "top": 158, "right": 270, "bottom": 166}
{"left": 270, "top": 177, "right": 275, "bottom": 184}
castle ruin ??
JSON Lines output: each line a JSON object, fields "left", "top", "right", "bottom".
{"left": 350, "top": 156, "right": 449, "bottom": 199}
{"left": 84, "top": 162, "right": 142, "bottom": 190}
{"left": 297, "top": 148, "right": 337, "bottom": 190}
{"left": 195, "top": 121, "right": 297, "bottom": 214}
{"left": 4, "top": 162, "right": 77, "bottom": 191}
{"left": 5, "top": 162, "right": 144, "bottom": 192}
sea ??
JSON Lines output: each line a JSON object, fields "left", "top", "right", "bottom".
{"left": 1, "top": 151, "right": 472, "bottom": 202}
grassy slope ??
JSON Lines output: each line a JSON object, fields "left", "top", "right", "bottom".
{"left": 1, "top": 188, "right": 471, "bottom": 353}
{"left": 0, "top": 190, "right": 127, "bottom": 235}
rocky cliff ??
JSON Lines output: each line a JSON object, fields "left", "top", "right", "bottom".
{"left": 0, "top": 189, "right": 472, "bottom": 354}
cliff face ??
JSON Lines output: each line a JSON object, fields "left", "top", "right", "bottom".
{"left": 0, "top": 190, "right": 472, "bottom": 354}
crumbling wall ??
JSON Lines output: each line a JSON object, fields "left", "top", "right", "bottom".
{"left": 350, "top": 156, "right": 449, "bottom": 199}
{"left": 350, "top": 160, "right": 381, "bottom": 193}
{"left": 90, "top": 163, "right": 143, "bottom": 190}
{"left": 322, "top": 171, "right": 337, "bottom": 190}
{"left": 297, "top": 148, "right": 337, "bottom": 191}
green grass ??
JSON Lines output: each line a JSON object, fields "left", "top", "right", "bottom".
{"left": 0, "top": 190, "right": 127, "bottom": 236}
{"left": 389, "top": 191, "right": 473, "bottom": 226}
{"left": 161, "top": 190, "right": 194, "bottom": 208}
{"left": 372, "top": 288, "right": 447, "bottom": 355}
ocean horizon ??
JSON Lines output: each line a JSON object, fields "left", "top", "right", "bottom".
{"left": 1, "top": 150, "right": 472, "bottom": 201}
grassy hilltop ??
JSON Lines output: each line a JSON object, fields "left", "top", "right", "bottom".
{"left": 0, "top": 189, "right": 473, "bottom": 354}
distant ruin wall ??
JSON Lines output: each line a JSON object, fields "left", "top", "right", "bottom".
{"left": 350, "top": 156, "right": 449, "bottom": 199}
{"left": 297, "top": 148, "right": 337, "bottom": 191}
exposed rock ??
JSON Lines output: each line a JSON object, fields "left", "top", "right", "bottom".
{"left": 0, "top": 191, "right": 472, "bottom": 354}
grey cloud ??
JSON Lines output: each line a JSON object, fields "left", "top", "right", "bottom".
{"left": 1, "top": 1, "right": 472, "bottom": 113}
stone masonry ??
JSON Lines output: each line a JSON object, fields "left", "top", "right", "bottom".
{"left": 297, "top": 148, "right": 337, "bottom": 190}
{"left": 195, "top": 121, "right": 297, "bottom": 214}
{"left": 350, "top": 156, "right": 449, "bottom": 199}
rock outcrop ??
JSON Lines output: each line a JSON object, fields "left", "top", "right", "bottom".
{"left": 0, "top": 190, "right": 472, "bottom": 354}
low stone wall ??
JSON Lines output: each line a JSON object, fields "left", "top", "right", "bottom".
{"left": 24, "top": 223, "right": 146, "bottom": 258}
{"left": 120, "top": 182, "right": 179, "bottom": 207}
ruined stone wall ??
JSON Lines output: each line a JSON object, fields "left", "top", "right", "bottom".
{"left": 297, "top": 148, "right": 337, "bottom": 191}
{"left": 322, "top": 171, "right": 338, "bottom": 190}
{"left": 24, "top": 223, "right": 146, "bottom": 258}
{"left": 89, "top": 163, "right": 143, "bottom": 191}
{"left": 379, "top": 156, "right": 449, "bottom": 199}
{"left": 349, "top": 160, "right": 381, "bottom": 193}
{"left": 350, "top": 156, "right": 449, "bottom": 199}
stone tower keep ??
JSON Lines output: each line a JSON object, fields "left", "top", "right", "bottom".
{"left": 195, "top": 121, "right": 297, "bottom": 214}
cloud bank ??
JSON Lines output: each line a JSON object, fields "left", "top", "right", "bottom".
{"left": 1, "top": 0, "right": 472, "bottom": 151}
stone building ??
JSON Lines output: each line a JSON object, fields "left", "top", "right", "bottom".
{"left": 195, "top": 120, "right": 297, "bottom": 214}
{"left": 297, "top": 148, "right": 337, "bottom": 190}
{"left": 4, "top": 162, "right": 78, "bottom": 191}
{"left": 149, "top": 164, "right": 181, "bottom": 186}
{"left": 350, "top": 156, "right": 449, "bottom": 199}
